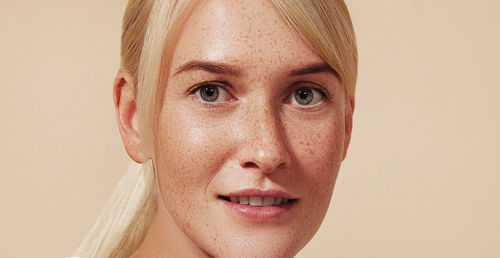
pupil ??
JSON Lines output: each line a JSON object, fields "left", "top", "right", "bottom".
{"left": 205, "top": 87, "right": 215, "bottom": 96}
{"left": 299, "top": 91, "right": 309, "bottom": 99}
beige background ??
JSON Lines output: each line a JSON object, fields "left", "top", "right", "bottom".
{"left": 1, "top": 0, "right": 499, "bottom": 257}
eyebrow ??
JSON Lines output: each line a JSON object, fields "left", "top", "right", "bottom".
{"left": 174, "top": 60, "right": 339, "bottom": 78}
{"left": 289, "top": 62, "right": 339, "bottom": 77}
{"left": 174, "top": 60, "right": 241, "bottom": 76}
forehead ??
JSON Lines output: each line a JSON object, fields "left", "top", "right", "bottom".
{"left": 169, "top": 0, "right": 323, "bottom": 76}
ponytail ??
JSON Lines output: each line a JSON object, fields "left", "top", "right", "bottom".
{"left": 73, "top": 161, "right": 157, "bottom": 257}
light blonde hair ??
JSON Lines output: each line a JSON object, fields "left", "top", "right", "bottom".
{"left": 74, "top": 0, "right": 357, "bottom": 257}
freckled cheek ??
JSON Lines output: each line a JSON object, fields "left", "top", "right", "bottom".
{"left": 153, "top": 110, "right": 231, "bottom": 200}
{"left": 289, "top": 120, "right": 344, "bottom": 199}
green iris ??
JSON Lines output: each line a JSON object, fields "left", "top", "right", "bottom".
{"left": 294, "top": 88, "right": 313, "bottom": 105}
{"left": 200, "top": 86, "right": 219, "bottom": 102}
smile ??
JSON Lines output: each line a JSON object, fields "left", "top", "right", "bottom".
{"left": 219, "top": 196, "right": 295, "bottom": 206}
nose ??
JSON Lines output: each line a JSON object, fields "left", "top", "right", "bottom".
{"left": 236, "top": 101, "right": 290, "bottom": 174}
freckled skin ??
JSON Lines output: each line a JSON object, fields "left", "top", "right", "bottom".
{"left": 136, "top": 0, "right": 351, "bottom": 257}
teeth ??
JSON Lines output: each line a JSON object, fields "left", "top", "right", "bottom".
{"left": 239, "top": 196, "right": 249, "bottom": 205}
{"left": 249, "top": 196, "right": 263, "bottom": 206}
{"left": 229, "top": 196, "right": 292, "bottom": 206}
{"left": 263, "top": 197, "right": 275, "bottom": 206}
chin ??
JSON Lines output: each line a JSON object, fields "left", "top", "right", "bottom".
{"left": 206, "top": 232, "right": 309, "bottom": 258}
{"left": 194, "top": 202, "right": 324, "bottom": 258}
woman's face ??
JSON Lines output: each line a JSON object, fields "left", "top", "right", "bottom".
{"left": 152, "top": 0, "right": 351, "bottom": 256}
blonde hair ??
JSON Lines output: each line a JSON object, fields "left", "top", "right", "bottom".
{"left": 74, "top": 0, "right": 357, "bottom": 257}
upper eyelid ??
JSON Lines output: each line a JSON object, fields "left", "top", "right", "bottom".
{"left": 289, "top": 81, "right": 332, "bottom": 99}
{"left": 188, "top": 81, "right": 231, "bottom": 94}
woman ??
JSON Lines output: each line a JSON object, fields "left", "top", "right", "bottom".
{"left": 75, "top": 0, "right": 357, "bottom": 257}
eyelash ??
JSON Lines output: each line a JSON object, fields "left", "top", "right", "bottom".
{"left": 287, "top": 82, "right": 332, "bottom": 104}
{"left": 188, "top": 81, "right": 331, "bottom": 107}
{"left": 188, "top": 81, "right": 233, "bottom": 107}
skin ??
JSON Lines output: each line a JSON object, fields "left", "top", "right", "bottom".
{"left": 115, "top": 0, "right": 354, "bottom": 257}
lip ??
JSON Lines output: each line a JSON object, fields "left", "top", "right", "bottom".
{"left": 223, "top": 189, "right": 297, "bottom": 199}
{"left": 217, "top": 189, "right": 298, "bottom": 222}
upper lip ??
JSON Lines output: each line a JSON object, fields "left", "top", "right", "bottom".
{"left": 219, "top": 189, "right": 298, "bottom": 200}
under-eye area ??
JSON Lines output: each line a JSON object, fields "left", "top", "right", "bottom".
{"left": 218, "top": 195, "right": 299, "bottom": 207}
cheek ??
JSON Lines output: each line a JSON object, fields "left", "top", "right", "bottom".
{"left": 288, "top": 117, "right": 345, "bottom": 205}
{"left": 153, "top": 106, "right": 231, "bottom": 209}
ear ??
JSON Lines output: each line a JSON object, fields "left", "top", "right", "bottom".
{"left": 113, "top": 69, "right": 145, "bottom": 163}
{"left": 342, "top": 96, "right": 355, "bottom": 160}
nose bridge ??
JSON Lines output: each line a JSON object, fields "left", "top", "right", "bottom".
{"left": 238, "top": 98, "right": 289, "bottom": 173}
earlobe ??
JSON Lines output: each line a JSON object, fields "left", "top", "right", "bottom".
{"left": 342, "top": 96, "right": 355, "bottom": 160}
{"left": 114, "top": 70, "right": 145, "bottom": 163}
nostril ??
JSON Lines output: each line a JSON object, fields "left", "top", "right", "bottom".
{"left": 242, "top": 162, "right": 259, "bottom": 169}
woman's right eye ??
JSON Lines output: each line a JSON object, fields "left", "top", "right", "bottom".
{"left": 190, "top": 84, "right": 233, "bottom": 104}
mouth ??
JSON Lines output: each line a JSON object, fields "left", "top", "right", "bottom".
{"left": 217, "top": 191, "right": 299, "bottom": 221}
{"left": 218, "top": 195, "right": 297, "bottom": 207}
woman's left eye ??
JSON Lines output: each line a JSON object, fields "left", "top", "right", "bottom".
{"left": 191, "top": 83, "right": 232, "bottom": 103}
{"left": 290, "top": 87, "right": 325, "bottom": 106}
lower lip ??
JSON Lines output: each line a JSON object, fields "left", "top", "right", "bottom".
{"left": 219, "top": 199, "right": 297, "bottom": 222}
